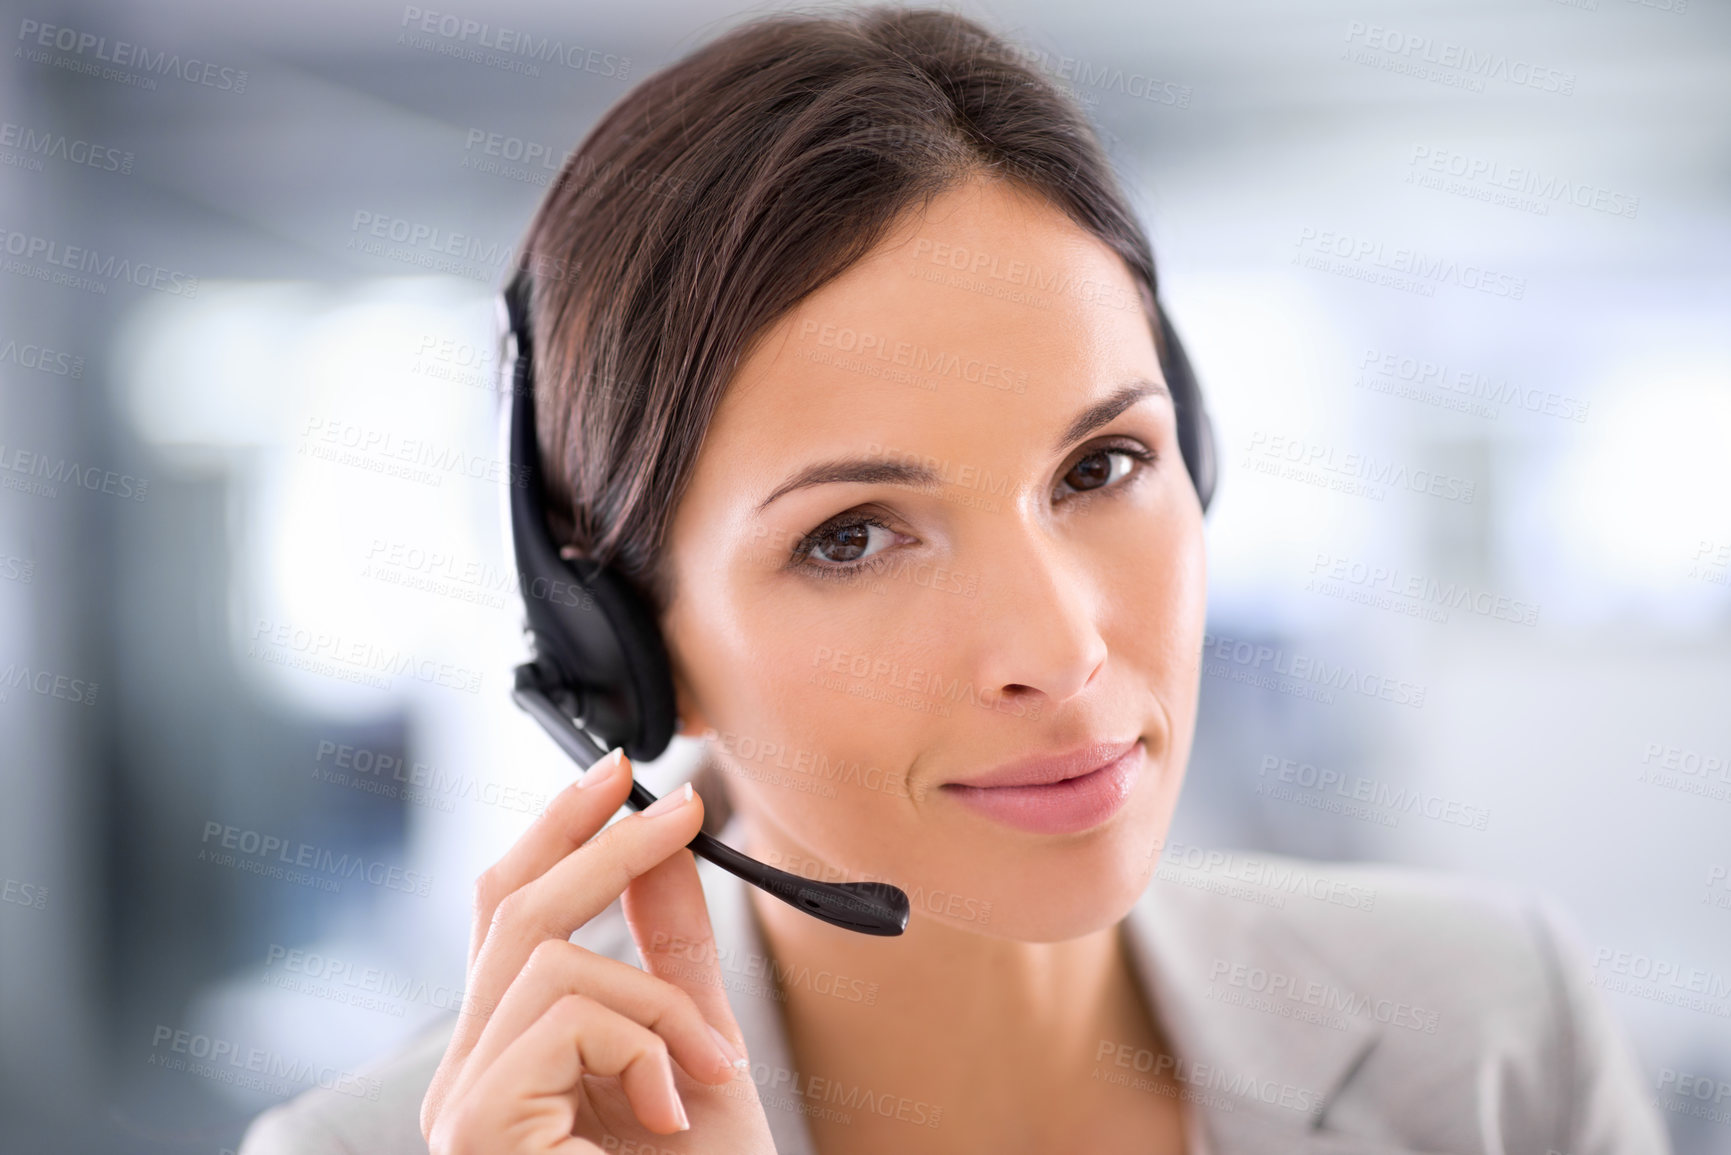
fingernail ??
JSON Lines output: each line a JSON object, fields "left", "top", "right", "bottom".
{"left": 663, "top": 1063, "right": 691, "bottom": 1131}
{"left": 642, "top": 780, "right": 693, "bottom": 818}
{"left": 578, "top": 747, "right": 626, "bottom": 789}
{"left": 707, "top": 1024, "right": 749, "bottom": 1073}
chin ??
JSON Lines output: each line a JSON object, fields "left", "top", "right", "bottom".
{"left": 915, "top": 808, "right": 1174, "bottom": 943}
{"left": 893, "top": 741, "right": 1186, "bottom": 940}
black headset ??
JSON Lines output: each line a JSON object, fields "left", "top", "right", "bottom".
{"left": 500, "top": 266, "right": 1216, "bottom": 937}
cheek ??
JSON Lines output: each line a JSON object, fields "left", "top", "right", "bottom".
{"left": 1108, "top": 504, "right": 1207, "bottom": 676}
{"left": 1166, "top": 529, "right": 1209, "bottom": 677}
{"left": 667, "top": 573, "right": 931, "bottom": 837}
{"left": 679, "top": 572, "right": 892, "bottom": 733}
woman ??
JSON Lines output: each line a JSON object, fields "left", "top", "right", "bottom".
{"left": 241, "top": 7, "right": 1666, "bottom": 1153}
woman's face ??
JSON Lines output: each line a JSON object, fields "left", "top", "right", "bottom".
{"left": 661, "top": 177, "right": 1206, "bottom": 941}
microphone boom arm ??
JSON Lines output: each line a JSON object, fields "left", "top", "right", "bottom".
{"left": 511, "top": 663, "right": 910, "bottom": 936}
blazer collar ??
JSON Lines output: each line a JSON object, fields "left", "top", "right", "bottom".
{"left": 1121, "top": 876, "right": 1384, "bottom": 1150}
{"left": 698, "top": 824, "right": 1391, "bottom": 1154}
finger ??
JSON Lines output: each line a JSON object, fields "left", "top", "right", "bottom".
{"left": 461, "top": 994, "right": 691, "bottom": 1137}
{"left": 448, "top": 939, "right": 740, "bottom": 1112}
{"left": 461, "top": 784, "right": 706, "bottom": 1044}
{"left": 466, "top": 748, "right": 636, "bottom": 969}
{"left": 426, "top": 776, "right": 702, "bottom": 1134}
{"left": 621, "top": 843, "right": 752, "bottom": 1068}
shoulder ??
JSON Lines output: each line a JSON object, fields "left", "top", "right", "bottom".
{"left": 238, "top": 902, "right": 641, "bottom": 1155}
{"left": 1136, "top": 849, "right": 1669, "bottom": 1153}
{"left": 1144, "top": 848, "right": 1558, "bottom": 1004}
{"left": 1147, "top": 846, "right": 1573, "bottom": 1005}
{"left": 236, "top": 1014, "right": 456, "bottom": 1155}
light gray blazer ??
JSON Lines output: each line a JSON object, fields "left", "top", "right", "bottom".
{"left": 238, "top": 822, "right": 1669, "bottom": 1155}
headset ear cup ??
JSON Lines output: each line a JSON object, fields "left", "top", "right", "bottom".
{"left": 1193, "top": 405, "right": 1218, "bottom": 513}
{"left": 1153, "top": 300, "right": 1218, "bottom": 515}
{"left": 504, "top": 269, "right": 678, "bottom": 763}
{"left": 555, "top": 560, "right": 679, "bottom": 763}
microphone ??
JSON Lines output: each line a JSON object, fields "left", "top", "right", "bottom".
{"left": 511, "top": 664, "right": 910, "bottom": 935}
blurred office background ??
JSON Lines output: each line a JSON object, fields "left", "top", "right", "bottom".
{"left": 1, "top": 0, "right": 1727, "bottom": 1150}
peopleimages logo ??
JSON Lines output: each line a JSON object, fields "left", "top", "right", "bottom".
{"left": 1654, "top": 1068, "right": 1731, "bottom": 1128}
{"left": 248, "top": 616, "right": 486, "bottom": 695}
{"left": 299, "top": 416, "right": 530, "bottom": 490}
{"left": 650, "top": 929, "right": 884, "bottom": 1005}
{"left": 0, "top": 227, "right": 199, "bottom": 297}
{"left": 1, "top": 877, "right": 48, "bottom": 911}
{"left": 360, "top": 535, "right": 595, "bottom": 615}
{"left": 1406, "top": 145, "right": 1638, "bottom": 220}
{"left": 0, "top": 442, "right": 150, "bottom": 501}
{"left": 348, "top": 210, "right": 517, "bottom": 268}
{"left": 15, "top": 18, "right": 250, "bottom": 92}
{"left": 1306, "top": 551, "right": 1541, "bottom": 628}
{"left": 1293, "top": 227, "right": 1525, "bottom": 300}
{"left": 148, "top": 1026, "right": 381, "bottom": 1101}
{"left": 0, "top": 662, "right": 99, "bottom": 707}
{"left": 1342, "top": 21, "right": 1576, "bottom": 96}
{"left": 1355, "top": 347, "right": 1590, "bottom": 424}
{"left": 1256, "top": 755, "right": 1490, "bottom": 831}
{"left": 798, "top": 319, "right": 1029, "bottom": 395}
{"left": 0, "top": 334, "right": 84, "bottom": 378}
{"left": 1636, "top": 740, "right": 1731, "bottom": 804}
{"left": 736, "top": 1063, "right": 943, "bottom": 1130}
{"left": 1590, "top": 947, "right": 1731, "bottom": 1017}
{"left": 1201, "top": 631, "right": 1427, "bottom": 709}
{"left": 262, "top": 944, "right": 465, "bottom": 1015}
{"left": 312, "top": 739, "right": 548, "bottom": 817}
{"left": 1158, "top": 842, "right": 1378, "bottom": 911}
{"left": 1093, "top": 1040, "right": 1321, "bottom": 1115}
{"left": 907, "top": 237, "right": 1141, "bottom": 313}
{"left": 0, "top": 120, "right": 134, "bottom": 174}
{"left": 397, "top": 6, "right": 630, "bottom": 80}
{"left": 199, "top": 820, "right": 434, "bottom": 898}
{"left": 1004, "top": 45, "right": 1193, "bottom": 108}
{"left": 1242, "top": 430, "right": 1477, "bottom": 504}
{"left": 1206, "top": 957, "right": 1441, "bottom": 1033}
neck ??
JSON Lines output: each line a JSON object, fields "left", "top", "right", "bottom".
{"left": 737, "top": 816, "right": 1169, "bottom": 1148}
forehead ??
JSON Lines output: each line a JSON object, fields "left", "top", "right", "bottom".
{"left": 690, "top": 178, "right": 1161, "bottom": 501}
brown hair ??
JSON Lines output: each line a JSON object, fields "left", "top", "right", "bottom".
{"left": 515, "top": 4, "right": 1166, "bottom": 617}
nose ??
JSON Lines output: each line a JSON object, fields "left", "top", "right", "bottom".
{"left": 964, "top": 519, "right": 1109, "bottom": 709}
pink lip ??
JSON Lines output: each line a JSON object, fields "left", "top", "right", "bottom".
{"left": 940, "top": 739, "right": 1144, "bottom": 835}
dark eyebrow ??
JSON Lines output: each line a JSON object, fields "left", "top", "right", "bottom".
{"left": 756, "top": 457, "right": 943, "bottom": 513}
{"left": 1051, "top": 378, "right": 1168, "bottom": 455}
{"left": 755, "top": 377, "right": 1169, "bottom": 513}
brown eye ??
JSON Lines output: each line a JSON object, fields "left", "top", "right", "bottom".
{"left": 799, "top": 517, "right": 895, "bottom": 566}
{"left": 1057, "top": 447, "right": 1146, "bottom": 497}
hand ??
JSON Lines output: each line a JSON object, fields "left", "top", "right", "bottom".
{"left": 420, "top": 748, "right": 777, "bottom": 1154}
